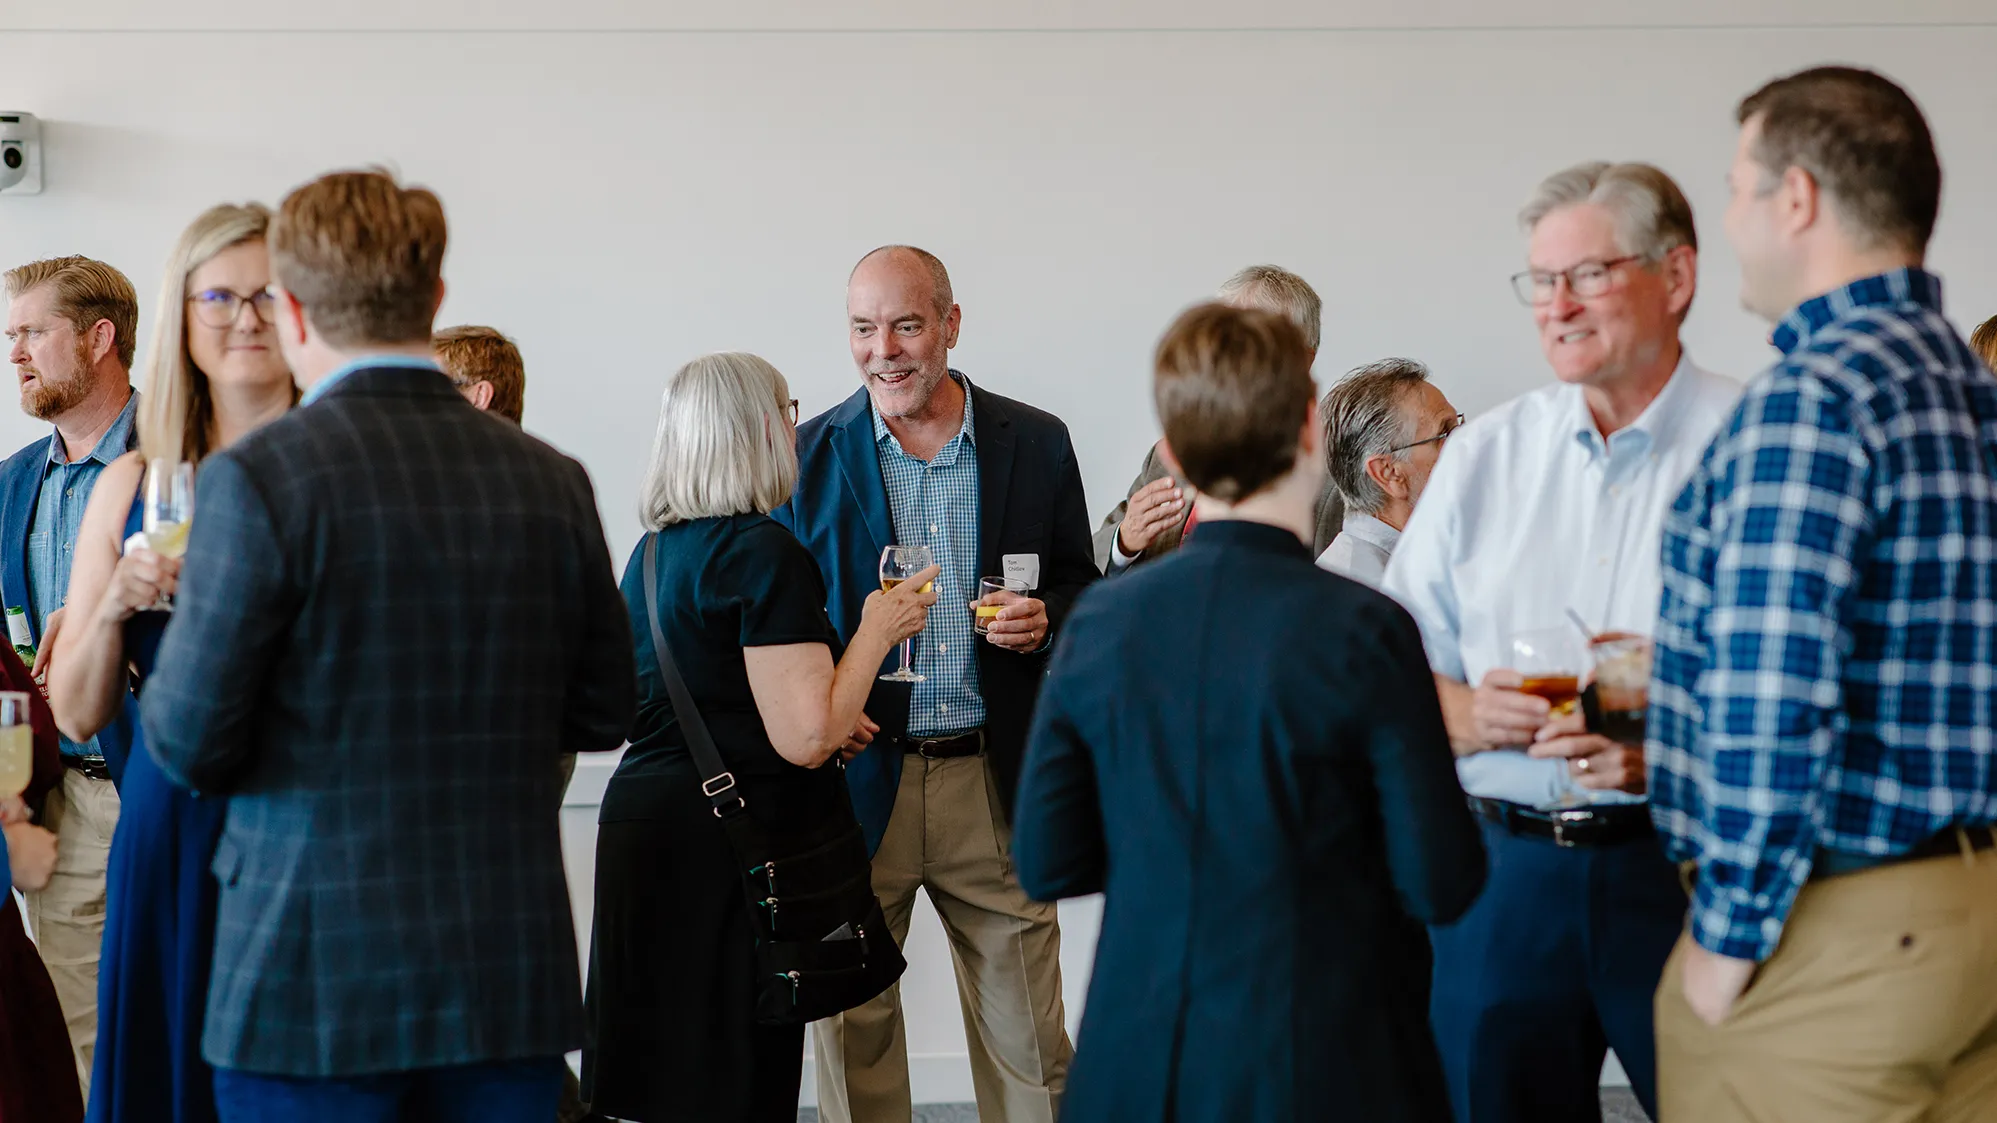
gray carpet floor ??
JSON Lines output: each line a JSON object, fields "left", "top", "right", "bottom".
{"left": 798, "top": 1089, "right": 1649, "bottom": 1121}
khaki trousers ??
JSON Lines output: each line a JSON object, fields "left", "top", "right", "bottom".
{"left": 1656, "top": 838, "right": 1997, "bottom": 1123}
{"left": 813, "top": 753, "right": 1072, "bottom": 1123}
{"left": 26, "top": 768, "right": 120, "bottom": 1102}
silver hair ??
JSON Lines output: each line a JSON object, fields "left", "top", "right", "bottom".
{"left": 1519, "top": 161, "right": 1700, "bottom": 262}
{"left": 1218, "top": 264, "right": 1322, "bottom": 352}
{"left": 1321, "top": 358, "right": 1431, "bottom": 515}
{"left": 639, "top": 352, "right": 799, "bottom": 529}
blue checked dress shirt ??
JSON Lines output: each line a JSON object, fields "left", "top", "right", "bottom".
{"left": 28, "top": 391, "right": 139, "bottom": 759}
{"left": 1651, "top": 268, "right": 1997, "bottom": 962}
{"left": 873, "top": 377, "right": 984, "bottom": 736}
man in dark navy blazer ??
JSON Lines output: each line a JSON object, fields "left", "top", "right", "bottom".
{"left": 1014, "top": 302, "right": 1486, "bottom": 1123}
{"left": 776, "top": 246, "right": 1093, "bottom": 1123}
{"left": 1, "top": 254, "right": 142, "bottom": 1094}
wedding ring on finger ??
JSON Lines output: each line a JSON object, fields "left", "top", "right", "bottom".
{"left": 1578, "top": 757, "right": 1592, "bottom": 773}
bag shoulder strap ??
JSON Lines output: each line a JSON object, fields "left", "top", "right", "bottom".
{"left": 642, "top": 532, "right": 745, "bottom": 815}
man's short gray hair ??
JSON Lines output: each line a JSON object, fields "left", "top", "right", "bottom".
{"left": 852, "top": 245, "right": 953, "bottom": 319}
{"left": 1321, "top": 358, "right": 1431, "bottom": 515}
{"left": 1519, "top": 161, "right": 1699, "bottom": 263}
{"left": 1218, "top": 264, "right": 1322, "bottom": 352}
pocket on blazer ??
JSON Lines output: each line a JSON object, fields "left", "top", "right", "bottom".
{"left": 210, "top": 834, "right": 245, "bottom": 887}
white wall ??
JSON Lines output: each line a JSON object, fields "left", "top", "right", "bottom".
{"left": 7, "top": 0, "right": 1996, "bottom": 1106}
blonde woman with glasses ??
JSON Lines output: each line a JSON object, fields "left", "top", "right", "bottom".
{"left": 47, "top": 203, "right": 294, "bottom": 1123}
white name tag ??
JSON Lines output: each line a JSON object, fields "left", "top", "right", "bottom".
{"left": 1002, "top": 553, "right": 1041, "bottom": 591}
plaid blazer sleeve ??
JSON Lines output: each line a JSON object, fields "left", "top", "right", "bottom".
{"left": 559, "top": 458, "right": 635, "bottom": 754}
{"left": 1650, "top": 369, "right": 1872, "bottom": 961}
{"left": 139, "top": 451, "right": 299, "bottom": 795}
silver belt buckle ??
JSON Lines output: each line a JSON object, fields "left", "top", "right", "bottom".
{"left": 916, "top": 739, "right": 947, "bottom": 759}
{"left": 1552, "top": 809, "right": 1592, "bottom": 848}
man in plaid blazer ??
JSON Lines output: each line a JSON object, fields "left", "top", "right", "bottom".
{"left": 139, "top": 170, "right": 634, "bottom": 1123}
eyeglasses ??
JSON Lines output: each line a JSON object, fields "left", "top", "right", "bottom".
{"left": 1390, "top": 413, "right": 1465, "bottom": 453}
{"left": 1509, "top": 256, "right": 1643, "bottom": 306}
{"left": 784, "top": 399, "right": 799, "bottom": 424}
{"left": 188, "top": 287, "right": 276, "bottom": 329}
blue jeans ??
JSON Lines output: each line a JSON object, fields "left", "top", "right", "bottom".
{"left": 1429, "top": 819, "right": 1686, "bottom": 1123}
{"left": 212, "top": 1057, "right": 565, "bottom": 1123}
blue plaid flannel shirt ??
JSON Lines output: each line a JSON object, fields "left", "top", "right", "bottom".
{"left": 1651, "top": 268, "right": 1997, "bottom": 962}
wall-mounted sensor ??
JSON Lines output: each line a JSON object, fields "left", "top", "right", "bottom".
{"left": 0, "top": 113, "right": 43, "bottom": 195}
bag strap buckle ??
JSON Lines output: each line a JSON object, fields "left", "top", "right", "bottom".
{"left": 703, "top": 772, "right": 738, "bottom": 798}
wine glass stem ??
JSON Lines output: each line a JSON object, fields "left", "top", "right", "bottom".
{"left": 899, "top": 636, "right": 914, "bottom": 675}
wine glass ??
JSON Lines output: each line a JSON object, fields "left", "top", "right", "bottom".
{"left": 141, "top": 459, "right": 195, "bottom": 612}
{"left": 878, "top": 545, "right": 934, "bottom": 683}
{"left": 0, "top": 692, "right": 31, "bottom": 800}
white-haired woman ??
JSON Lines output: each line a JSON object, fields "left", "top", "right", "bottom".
{"left": 48, "top": 203, "right": 295, "bottom": 1123}
{"left": 583, "top": 353, "right": 935, "bottom": 1122}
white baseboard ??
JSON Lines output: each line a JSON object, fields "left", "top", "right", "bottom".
{"left": 795, "top": 1049, "right": 1627, "bottom": 1106}
{"left": 798, "top": 1052, "right": 972, "bottom": 1108}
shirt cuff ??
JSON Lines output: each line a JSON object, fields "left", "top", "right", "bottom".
{"left": 1688, "top": 862, "right": 1804, "bottom": 963}
{"left": 1109, "top": 537, "right": 1137, "bottom": 569}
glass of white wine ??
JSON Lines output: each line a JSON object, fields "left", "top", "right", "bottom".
{"left": 142, "top": 459, "right": 195, "bottom": 612}
{"left": 0, "top": 691, "right": 32, "bottom": 801}
{"left": 878, "top": 544, "right": 934, "bottom": 684}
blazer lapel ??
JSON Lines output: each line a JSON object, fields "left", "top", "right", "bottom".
{"left": 971, "top": 380, "right": 1017, "bottom": 577}
{"left": 829, "top": 390, "right": 894, "bottom": 556}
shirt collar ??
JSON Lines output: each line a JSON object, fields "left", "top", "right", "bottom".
{"left": 1341, "top": 509, "right": 1401, "bottom": 552}
{"left": 300, "top": 354, "right": 442, "bottom": 407}
{"left": 1564, "top": 349, "right": 1703, "bottom": 459}
{"left": 871, "top": 371, "right": 976, "bottom": 456}
{"left": 47, "top": 390, "right": 139, "bottom": 468}
{"left": 1773, "top": 267, "right": 1944, "bottom": 355}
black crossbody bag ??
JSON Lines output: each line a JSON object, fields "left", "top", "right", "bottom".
{"left": 642, "top": 533, "right": 905, "bottom": 1025}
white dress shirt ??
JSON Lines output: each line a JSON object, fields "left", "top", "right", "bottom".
{"left": 1381, "top": 355, "right": 1741, "bottom": 809}
{"left": 1316, "top": 511, "right": 1399, "bottom": 589}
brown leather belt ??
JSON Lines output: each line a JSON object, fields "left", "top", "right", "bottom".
{"left": 897, "top": 730, "right": 985, "bottom": 759}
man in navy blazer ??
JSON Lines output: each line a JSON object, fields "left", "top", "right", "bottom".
{"left": 2, "top": 254, "right": 143, "bottom": 1095}
{"left": 776, "top": 245, "right": 1093, "bottom": 1123}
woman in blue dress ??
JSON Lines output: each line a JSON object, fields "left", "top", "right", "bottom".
{"left": 46, "top": 202, "right": 296, "bottom": 1123}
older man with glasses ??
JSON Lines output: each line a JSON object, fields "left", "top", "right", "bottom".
{"left": 1380, "top": 162, "right": 1740, "bottom": 1123}
{"left": 1315, "top": 358, "right": 1459, "bottom": 588}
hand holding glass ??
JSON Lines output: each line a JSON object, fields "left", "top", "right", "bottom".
{"left": 878, "top": 545, "right": 934, "bottom": 683}
{"left": 0, "top": 692, "right": 31, "bottom": 800}
{"left": 974, "top": 576, "right": 1028, "bottom": 636}
{"left": 141, "top": 459, "right": 195, "bottom": 611}
{"left": 1510, "top": 627, "right": 1584, "bottom": 717}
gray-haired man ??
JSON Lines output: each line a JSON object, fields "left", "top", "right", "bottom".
{"left": 1315, "top": 359, "right": 1459, "bottom": 587}
{"left": 1093, "top": 265, "right": 1345, "bottom": 572}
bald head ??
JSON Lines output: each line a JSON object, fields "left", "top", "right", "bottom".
{"left": 851, "top": 245, "right": 953, "bottom": 320}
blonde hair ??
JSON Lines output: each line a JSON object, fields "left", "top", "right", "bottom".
{"left": 136, "top": 203, "right": 279, "bottom": 465}
{"left": 640, "top": 352, "right": 798, "bottom": 529}
{"left": 1971, "top": 315, "right": 1997, "bottom": 373}
{"left": 269, "top": 168, "right": 446, "bottom": 347}
{"left": 2, "top": 256, "right": 140, "bottom": 369}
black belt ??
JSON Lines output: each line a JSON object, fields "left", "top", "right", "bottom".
{"left": 62, "top": 755, "right": 112, "bottom": 782}
{"left": 896, "top": 730, "right": 985, "bottom": 759}
{"left": 1813, "top": 826, "right": 1997, "bottom": 880}
{"left": 1467, "top": 795, "right": 1654, "bottom": 849}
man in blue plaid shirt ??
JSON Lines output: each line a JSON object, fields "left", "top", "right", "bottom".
{"left": 1651, "top": 66, "right": 1997, "bottom": 1121}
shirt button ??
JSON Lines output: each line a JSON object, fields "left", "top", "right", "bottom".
{"left": 939, "top": 643, "right": 948, "bottom": 653}
{"left": 930, "top": 524, "right": 938, "bottom": 535}
{"left": 1609, "top": 485, "right": 1621, "bottom": 497}
{"left": 1598, "top": 556, "right": 1609, "bottom": 566}
{"left": 940, "top": 703, "right": 950, "bottom": 713}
